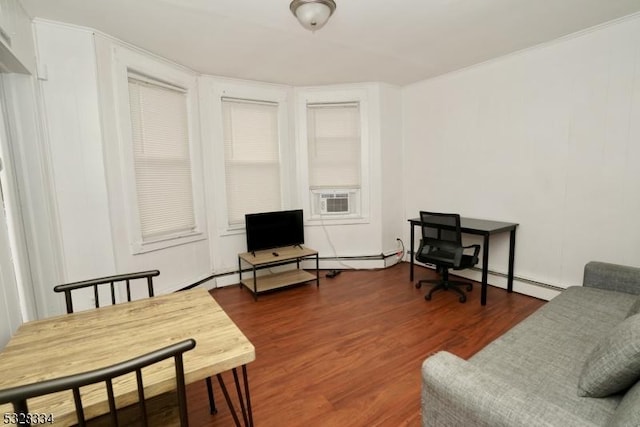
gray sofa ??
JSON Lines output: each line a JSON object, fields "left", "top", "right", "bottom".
{"left": 421, "top": 261, "right": 640, "bottom": 427}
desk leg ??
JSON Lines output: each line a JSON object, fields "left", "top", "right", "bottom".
{"left": 410, "top": 223, "right": 415, "bottom": 282}
{"left": 508, "top": 229, "right": 516, "bottom": 293}
{"left": 217, "top": 365, "right": 253, "bottom": 427}
{"left": 481, "top": 235, "right": 490, "bottom": 306}
{"left": 316, "top": 253, "right": 320, "bottom": 286}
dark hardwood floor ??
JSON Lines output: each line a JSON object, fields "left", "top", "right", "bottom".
{"left": 186, "top": 262, "right": 545, "bottom": 426}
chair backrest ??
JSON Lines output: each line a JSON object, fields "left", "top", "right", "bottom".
{"left": 0, "top": 339, "right": 195, "bottom": 427}
{"left": 416, "top": 211, "right": 463, "bottom": 266}
{"left": 54, "top": 270, "right": 160, "bottom": 313}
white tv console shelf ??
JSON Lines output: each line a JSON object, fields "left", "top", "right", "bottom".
{"left": 238, "top": 245, "right": 319, "bottom": 300}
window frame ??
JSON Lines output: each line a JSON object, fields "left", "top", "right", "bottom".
{"left": 221, "top": 97, "right": 282, "bottom": 227}
{"left": 205, "top": 80, "right": 291, "bottom": 235}
{"left": 296, "top": 87, "right": 371, "bottom": 224}
{"left": 112, "top": 47, "right": 207, "bottom": 254}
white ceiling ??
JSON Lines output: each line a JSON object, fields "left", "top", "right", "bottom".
{"left": 20, "top": 0, "right": 640, "bottom": 86}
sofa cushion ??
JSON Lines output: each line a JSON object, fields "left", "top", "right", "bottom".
{"left": 627, "top": 297, "right": 640, "bottom": 318}
{"left": 607, "top": 380, "right": 640, "bottom": 427}
{"left": 578, "top": 313, "right": 640, "bottom": 397}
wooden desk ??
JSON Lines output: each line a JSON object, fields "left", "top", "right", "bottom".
{"left": 408, "top": 217, "right": 518, "bottom": 306}
{"left": 0, "top": 289, "right": 255, "bottom": 426}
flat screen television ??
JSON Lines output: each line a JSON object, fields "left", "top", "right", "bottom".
{"left": 245, "top": 209, "right": 304, "bottom": 253}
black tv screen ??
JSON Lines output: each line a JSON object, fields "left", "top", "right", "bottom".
{"left": 245, "top": 209, "right": 304, "bottom": 253}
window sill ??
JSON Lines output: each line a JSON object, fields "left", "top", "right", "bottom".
{"left": 131, "top": 230, "right": 207, "bottom": 254}
{"left": 306, "top": 215, "right": 369, "bottom": 226}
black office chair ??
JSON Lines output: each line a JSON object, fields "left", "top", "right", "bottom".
{"left": 0, "top": 339, "right": 196, "bottom": 427}
{"left": 54, "top": 271, "right": 217, "bottom": 415}
{"left": 415, "top": 211, "right": 480, "bottom": 303}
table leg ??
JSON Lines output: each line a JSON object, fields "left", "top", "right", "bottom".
{"left": 481, "top": 235, "right": 490, "bottom": 306}
{"left": 242, "top": 365, "right": 254, "bottom": 427}
{"left": 508, "top": 229, "right": 516, "bottom": 293}
{"left": 316, "top": 253, "right": 320, "bottom": 286}
{"left": 410, "top": 223, "right": 415, "bottom": 282}
{"left": 217, "top": 365, "right": 253, "bottom": 427}
{"left": 206, "top": 376, "right": 217, "bottom": 414}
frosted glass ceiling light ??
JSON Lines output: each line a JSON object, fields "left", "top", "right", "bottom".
{"left": 290, "top": 0, "right": 337, "bottom": 31}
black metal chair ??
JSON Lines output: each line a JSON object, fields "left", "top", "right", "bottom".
{"left": 53, "top": 271, "right": 217, "bottom": 415}
{"left": 0, "top": 339, "right": 196, "bottom": 427}
{"left": 53, "top": 271, "right": 160, "bottom": 314}
{"left": 415, "top": 211, "right": 480, "bottom": 303}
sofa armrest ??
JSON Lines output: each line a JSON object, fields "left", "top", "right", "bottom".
{"left": 583, "top": 261, "right": 640, "bottom": 295}
{"left": 421, "top": 352, "right": 597, "bottom": 427}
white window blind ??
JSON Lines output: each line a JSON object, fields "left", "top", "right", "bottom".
{"left": 307, "top": 103, "right": 361, "bottom": 189}
{"left": 128, "top": 76, "right": 196, "bottom": 240}
{"left": 222, "top": 98, "right": 281, "bottom": 226}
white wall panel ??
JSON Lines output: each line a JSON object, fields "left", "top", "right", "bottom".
{"left": 0, "top": 96, "right": 21, "bottom": 347}
{"left": 379, "top": 84, "right": 404, "bottom": 256}
{"left": 34, "top": 22, "right": 117, "bottom": 309}
{"left": 1, "top": 74, "right": 64, "bottom": 319}
{"left": 402, "top": 15, "right": 640, "bottom": 295}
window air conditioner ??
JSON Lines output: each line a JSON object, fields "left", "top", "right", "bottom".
{"left": 320, "top": 192, "right": 350, "bottom": 214}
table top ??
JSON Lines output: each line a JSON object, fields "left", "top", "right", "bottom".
{"left": 0, "top": 288, "right": 254, "bottom": 425}
{"left": 408, "top": 216, "right": 518, "bottom": 235}
{"left": 239, "top": 245, "right": 318, "bottom": 266}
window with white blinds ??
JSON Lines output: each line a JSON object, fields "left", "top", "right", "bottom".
{"left": 307, "top": 102, "right": 361, "bottom": 189}
{"left": 222, "top": 98, "right": 281, "bottom": 226}
{"left": 128, "top": 76, "right": 196, "bottom": 240}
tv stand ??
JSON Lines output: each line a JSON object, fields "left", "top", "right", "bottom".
{"left": 238, "top": 246, "right": 319, "bottom": 300}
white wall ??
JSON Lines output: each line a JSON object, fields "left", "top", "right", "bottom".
{"left": 379, "top": 84, "right": 404, "bottom": 259}
{"left": 207, "top": 81, "right": 405, "bottom": 283}
{"left": 403, "top": 15, "right": 640, "bottom": 296}
{"left": 0, "top": 94, "right": 22, "bottom": 347}
{"left": 0, "top": 0, "right": 43, "bottom": 343}
{"left": 30, "top": 20, "right": 405, "bottom": 301}
{"left": 198, "top": 75, "right": 294, "bottom": 279}
{"left": 0, "top": 203, "right": 21, "bottom": 347}
{"left": 33, "top": 22, "right": 117, "bottom": 313}
{"left": 93, "top": 34, "right": 212, "bottom": 295}
{"left": 297, "top": 84, "right": 374, "bottom": 263}
{"left": 29, "top": 13, "right": 640, "bottom": 311}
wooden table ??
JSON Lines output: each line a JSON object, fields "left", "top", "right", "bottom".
{"left": 408, "top": 217, "right": 518, "bottom": 306}
{"left": 0, "top": 289, "right": 255, "bottom": 426}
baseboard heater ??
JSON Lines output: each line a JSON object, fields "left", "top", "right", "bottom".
{"left": 413, "top": 261, "right": 566, "bottom": 292}
{"left": 466, "top": 266, "right": 566, "bottom": 292}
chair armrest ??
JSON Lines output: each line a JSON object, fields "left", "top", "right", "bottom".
{"left": 583, "top": 261, "right": 640, "bottom": 295}
{"left": 421, "top": 352, "right": 597, "bottom": 427}
{"left": 462, "top": 244, "right": 480, "bottom": 264}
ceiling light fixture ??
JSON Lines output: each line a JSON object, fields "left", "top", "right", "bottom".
{"left": 290, "top": 0, "right": 337, "bottom": 32}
